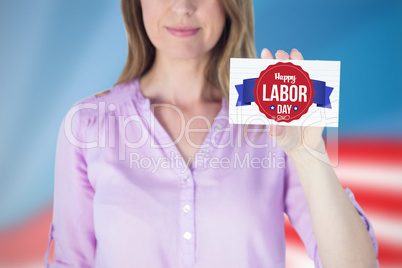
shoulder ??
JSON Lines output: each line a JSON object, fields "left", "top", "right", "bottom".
{"left": 63, "top": 78, "right": 144, "bottom": 130}
{"left": 76, "top": 78, "right": 140, "bottom": 109}
{"left": 70, "top": 78, "right": 142, "bottom": 117}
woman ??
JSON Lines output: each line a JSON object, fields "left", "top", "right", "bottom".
{"left": 44, "top": 0, "right": 378, "bottom": 267}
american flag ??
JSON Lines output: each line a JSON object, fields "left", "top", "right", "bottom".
{"left": 286, "top": 138, "right": 402, "bottom": 268}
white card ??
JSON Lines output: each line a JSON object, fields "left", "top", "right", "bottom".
{"left": 229, "top": 58, "right": 341, "bottom": 127}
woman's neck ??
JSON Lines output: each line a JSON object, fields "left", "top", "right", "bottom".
{"left": 140, "top": 51, "right": 221, "bottom": 107}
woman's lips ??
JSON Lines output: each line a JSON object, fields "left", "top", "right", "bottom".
{"left": 166, "top": 26, "right": 200, "bottom": 37}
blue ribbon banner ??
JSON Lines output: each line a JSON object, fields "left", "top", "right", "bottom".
{"left": 235, "top": 78, "right": 333, "bottom": 108}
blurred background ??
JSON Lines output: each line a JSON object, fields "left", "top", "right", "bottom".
{"left": 0, "top": 0, "right": 401, "bottom": 267}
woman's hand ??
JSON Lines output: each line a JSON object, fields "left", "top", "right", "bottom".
{"left": 260, "top": 48, "right": 326, "bottom": 156}
{"left": 261, "top": 49, "right": 378, "bottom": 268}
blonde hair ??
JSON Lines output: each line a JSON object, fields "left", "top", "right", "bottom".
{"left": 116, "top": 0, "right": 257, "bottom": 97}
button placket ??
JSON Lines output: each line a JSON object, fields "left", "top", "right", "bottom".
{"left": 178, "top": 102, "right": 227, "bottom": 265}
{"left": 179, "top": 172, "right": 196, "bottom": 266}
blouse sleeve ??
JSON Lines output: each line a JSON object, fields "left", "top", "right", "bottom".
{"left": 283, "top": 154, "right": 379, "bottom": 267}
{"left": 44, "top": 104, "right": 96, "bottom": 267}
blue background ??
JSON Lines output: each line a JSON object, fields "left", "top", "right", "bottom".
{"left": 0, "top": 0, "right": 401, "bottom": 228}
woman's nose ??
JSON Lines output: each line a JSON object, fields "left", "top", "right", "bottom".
{"left": 171, "top": 0, "right": 196, "bottom": 16}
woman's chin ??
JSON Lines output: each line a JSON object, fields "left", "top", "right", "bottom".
{"left": 160, "top": 47, "right": 211, "bottom": 61}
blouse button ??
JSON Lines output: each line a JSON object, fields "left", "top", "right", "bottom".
{"left": 214, "top": 124, "right": 223, "bottom": 131}
{"left": 183, "top": 204, "right": 191, "bottom": 213}
{"left": 184, "top": 174, "right": 190, "bottom": 182}
{"left": 183, "top": 232, "right": 192, "bottom": 240}
{"left": 202, "top": 149, "right": 210, "bottom": 157}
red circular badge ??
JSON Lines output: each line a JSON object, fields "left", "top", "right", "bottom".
{"left": 254, "top": 62, "right": 315, "bottom": 123}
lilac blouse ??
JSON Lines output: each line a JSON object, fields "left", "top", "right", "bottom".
{"left": 44, "top": 78, "right": 378, "bottom": 267}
